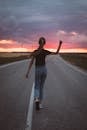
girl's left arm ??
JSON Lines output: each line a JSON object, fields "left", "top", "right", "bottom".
{"left": 50, "top": 40, "right": 63, "bottom": 55}
{"left": 26, "top": 56, "right": 34, "bottom": 78}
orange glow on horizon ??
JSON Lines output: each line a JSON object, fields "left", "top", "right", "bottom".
{"left": 0, "top": 39, "right": 87, "bottom": 53}
{"left": 59, "top": 48, "right": 87, "bottom": 53}
{"left": 0, "top": 47, "right": 87, "bottom": 53}
{"left": 0, "top": 47, "right": 29, "bottom": 52}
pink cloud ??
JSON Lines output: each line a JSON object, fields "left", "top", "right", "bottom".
{"left": 56, "top": 30, "right": 87, "bottom": 44}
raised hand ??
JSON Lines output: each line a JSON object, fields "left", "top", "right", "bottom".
{"left": 59, "top": 40, "right": 63, "bottom": 45}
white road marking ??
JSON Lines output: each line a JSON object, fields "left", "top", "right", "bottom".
{"left": 0, "top": 59, "right": 30, "bottom": 68}
{"left": 57, "top": 56, "right": 87, "bottom": 76}
{"left": 25, "top": 83, "right": 34, "bottom": 130}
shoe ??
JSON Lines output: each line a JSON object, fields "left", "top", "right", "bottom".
{"left": 35, "top": 98, "right": 40, "bottom": 110}
{"left": 39, "top": 103, "right": 43, "bottom": 109}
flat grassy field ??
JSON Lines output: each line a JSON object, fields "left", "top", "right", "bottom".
{"left": 0, "top": 52, "right": 30, "bottom": 65}
{"left": 60, "top": 53, "right": 87, "bottom": 71}
{"left": 0, "top": 52, "right": 87, "bottom": 71}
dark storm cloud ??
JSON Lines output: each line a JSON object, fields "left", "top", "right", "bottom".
{"left": 0, "top": 0, "right": 87, "bottom": 44}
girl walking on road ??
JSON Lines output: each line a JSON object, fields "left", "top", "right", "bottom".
{"left": 26, "top": 37, "right": 62, "bottom": 110}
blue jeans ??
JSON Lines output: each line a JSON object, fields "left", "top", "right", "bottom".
{"left": 34, "top": 66, "right": 47, "bottom": 101}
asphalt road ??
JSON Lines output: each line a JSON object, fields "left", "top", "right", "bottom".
{"left": 32, "top": 56, "right": 87, "bottom": 130}
{"left": 0, "top": 56, "right": 87, "bottom": 130}
{"left": 0, "top": 60, "right": 34, "bottom": 130}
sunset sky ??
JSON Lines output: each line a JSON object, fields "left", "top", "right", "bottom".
{"left": 0, "top": 0, "right": 87, "bottom": 52}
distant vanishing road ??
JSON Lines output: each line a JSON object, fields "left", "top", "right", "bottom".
{"left": 0, "top": 55, "right": 87, "bottom": 130}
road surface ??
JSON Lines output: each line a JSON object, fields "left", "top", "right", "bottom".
{"left": 0, "top": 55, "right": 87, "bottom": 130}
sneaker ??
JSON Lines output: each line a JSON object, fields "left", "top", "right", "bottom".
{"left": 35, "top": 98, "right": 40, "bottom": 110}
{"left": 39, "top": 103, "right": 43, "bottom": 109}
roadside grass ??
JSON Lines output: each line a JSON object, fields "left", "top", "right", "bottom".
{"left": 0, "top": 52, "right": 30, "bottom": 65}
{"left": 60, "top": 53, "right": 87, "bottom": 71}
{"left": 0, "top": 52, "right": 87, "bottom": 71}
{"left": 0, "top": 56, "right": 29, "bottom": 65}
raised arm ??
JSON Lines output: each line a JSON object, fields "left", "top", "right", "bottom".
{"left": 51, "top": 40, "right": 63, "bottom": 55}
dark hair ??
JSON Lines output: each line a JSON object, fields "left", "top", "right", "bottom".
{"left": 39, "top": 37, "right": 46, "bottom": 45}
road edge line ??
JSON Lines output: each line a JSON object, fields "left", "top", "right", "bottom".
{"left": 0, "top": 59, "right": 30, "bottom": 68}
{"left": 58, "top": 56, "right": 87, "bottom": 75}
